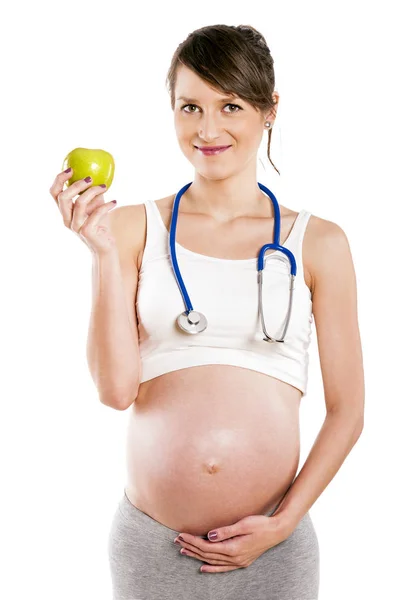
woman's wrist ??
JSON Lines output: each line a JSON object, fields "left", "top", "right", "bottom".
{"left": 269, "top": 509, "right": 299, "bottom": 538}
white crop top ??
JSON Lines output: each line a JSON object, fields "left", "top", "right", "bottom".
{"left": 136, "top": 198, "right": 314, "bottom": 396}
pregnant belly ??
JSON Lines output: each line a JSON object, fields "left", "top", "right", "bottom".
{"left": 125, "top": 366, "right": 301, "bottom": 536}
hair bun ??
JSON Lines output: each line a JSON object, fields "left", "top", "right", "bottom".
{"left": 237, "top": 24, "right": 270, "bottom": 52}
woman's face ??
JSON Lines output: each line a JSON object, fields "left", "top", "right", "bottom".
{"left": 173, "top": 65, "right": 278, "bottom": 178}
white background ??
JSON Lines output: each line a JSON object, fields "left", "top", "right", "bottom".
{"left": 1, "top": 1, "right": 398, "bottom": 598}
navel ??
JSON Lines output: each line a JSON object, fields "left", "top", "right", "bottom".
{"left": 203, "top": 461, "right": 220, "bottom": 475}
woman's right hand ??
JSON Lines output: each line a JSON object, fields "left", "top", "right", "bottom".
{"left": 49, "top": 168, "right": 118, "bottom": 256}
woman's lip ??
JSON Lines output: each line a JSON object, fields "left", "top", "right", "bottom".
{"left": 195, "top": 145, "right": 232, "bottom": 156}
{"left": 196, "top": 145, "right": 231, "bottom": 150}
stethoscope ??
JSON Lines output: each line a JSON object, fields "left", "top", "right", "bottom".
{"left": 170, "top": 181, "right": 297, "bottom": 343}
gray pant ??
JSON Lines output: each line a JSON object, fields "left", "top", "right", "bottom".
{"left": 107, "top": 488, "right": 319, "bottom": 600}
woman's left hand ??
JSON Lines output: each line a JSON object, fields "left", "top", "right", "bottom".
{"left": 174, "top": 513, "right": 291, "bottom": 573}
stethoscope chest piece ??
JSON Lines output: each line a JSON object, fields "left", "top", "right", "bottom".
{"left": 177, "top": 310, "right": 208, "bottom": 334}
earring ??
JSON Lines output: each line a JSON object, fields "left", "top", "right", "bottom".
{"left": 265, "top": 122, "right": 272, "bottom": 128}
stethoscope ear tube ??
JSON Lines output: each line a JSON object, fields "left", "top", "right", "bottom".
{"left": 171, "top": 181, "right": 296, "bottom": 340}
{"left": 258, "top": 269, "right": 295, "bottom": 342}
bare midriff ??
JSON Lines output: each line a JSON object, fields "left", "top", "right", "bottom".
{"left": 125, "top": 194, "right": 313, "bottom": 537}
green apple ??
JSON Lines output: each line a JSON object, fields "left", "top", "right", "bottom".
{"left": 62, "top": 148, "right": 115, "bottom": 192}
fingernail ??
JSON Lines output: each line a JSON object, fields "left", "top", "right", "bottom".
{"left": 100, "top": 184, "right": 106, "bottom": 188}
{"left": 84, "top": 176, "right": 92, "bottom": 183}
{"left": 64, "top": 167, "right": 72, "bottom": 173}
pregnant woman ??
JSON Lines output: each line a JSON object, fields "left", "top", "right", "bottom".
{"left": 50, "top": 23, "right": 365, "bottom": 600}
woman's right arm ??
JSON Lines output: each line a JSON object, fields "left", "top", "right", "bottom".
{"left": 50, "top": 169, "right": 143, "bottom": 410}
{"left": 86, "top": 205, "right": 143, "bottom": 410}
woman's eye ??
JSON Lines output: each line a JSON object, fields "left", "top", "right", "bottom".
{"left": 181, "top": 103, "right": 241, "bottom": 114}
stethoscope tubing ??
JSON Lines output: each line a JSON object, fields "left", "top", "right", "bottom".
{"left": 168, "top": 182, "right": 194, "bottom": 312}
{"left": 169, "top": 181, "right": 297, "bottom": 316}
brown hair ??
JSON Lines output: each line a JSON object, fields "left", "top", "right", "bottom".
{"left": 165, "top": 24, "right": 280, "bottom": 175}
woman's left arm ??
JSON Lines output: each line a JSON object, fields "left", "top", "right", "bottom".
{"left": 272, "top": 218, "right": 365, "bottom": 535}
{"left": 175, "top": 219, "right": 365, "bottom": 571}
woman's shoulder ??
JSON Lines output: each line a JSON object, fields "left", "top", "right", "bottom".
{"left": 305, "top": 212, "right": 348, "bottom": 250}
{"left": 107, "top": 202, "right": 146, "bottom": 270}
{"left": 115, "top": 195, "right": 172, "bottom": 270}
{"left": 303, "top": 211, "right": 350, "bottom": 294}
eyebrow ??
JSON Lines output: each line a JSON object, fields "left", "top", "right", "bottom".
{"left": 177, "top": 95, "right": 237, "bottom": 103}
